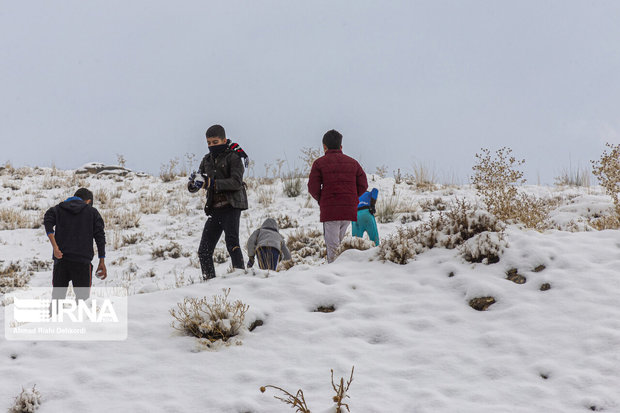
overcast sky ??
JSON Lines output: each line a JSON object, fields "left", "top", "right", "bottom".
{"left": 2, "top": 1, "right": 619, "bottom": 184}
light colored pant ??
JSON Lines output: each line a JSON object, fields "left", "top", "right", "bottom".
{"left": 323, "top": 220, "right": 350, "bottom": 263}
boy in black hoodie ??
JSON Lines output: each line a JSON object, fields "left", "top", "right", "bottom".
{"left": 43, "top": 188, "right": 107, "bottom": 303}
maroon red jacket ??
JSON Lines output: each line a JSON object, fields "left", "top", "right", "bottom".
{"left": 307, "top": 149, "right": 368, "bottom": 222}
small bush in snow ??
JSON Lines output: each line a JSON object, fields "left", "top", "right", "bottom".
{"left": 257, "top": 186, "right": 277, "bottom": 206}
{"left": 376, "top": 192, "right": 401, "bottom": 223}
{"left": 419, "top": 197, "right": 447, "bottom": 212}
{"left": 213, "top": 248, "right": 229, "bottom": 264}
{"left": 408, "top": 161, "right": 438, "bottom": 191}
{"left": 121, "top": 232, "right": 142, "bottom": 247}
{"left": 101, "top": 208, "right": 140, "bottom": 229}
{"left": 260, "top": 366, "right": 354, "bottom": 413}
{"left": 152, "top": 242, "right": 182, "bottom": 259}
{"left": 283, "top": 172, "right": 303, "bottom": 198}
{"left": 276, "top": 214, "right": 298, "bottom": 229}
{"left": 375, "top": 164, "right": 388, "bottom": 178}
{"left": 591, "top": 142, "right": 620, "bottom": 218}
{"left": 377, "top": 227, "right": 417, "bottom": 265}
{"left": 299, "top": 146, "right": 322, "bottom": 173}
{"left": 0, "top": 208, "right": 36, "bottom": 230}
{"left": 287, "top": 228, "right": 325, "bottom": 258}
{"left": 160, "top": 158, "right": 180, "bottom": 182}
{"left": 379, "top": 199, "right": 505, "bottom": 264}
{"left": 472, "top": 147, "right": 553, "bottom": 229}
{"left": 0, "top": 262, "right": 31, "bottom": 294}
{"left": 8, "top": 385, "right": 41, "bottom": 413}
{"left": 554, "top": 165, "right": 591, "bottom": 187}
{"left": 335, "top": 236, "right": 376, "bottom": 259}
{"left": 459, "top": 231, "right": 506, "bottom": 264}
{"left": 170, "top": 289, "right": 249, "bottom": 344}
{"left": 139, "top": 191, "right": 165, "bottom": 214}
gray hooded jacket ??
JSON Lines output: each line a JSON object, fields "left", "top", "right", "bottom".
{"left": 246, "top": 218, "right": 292, "bottom": 260}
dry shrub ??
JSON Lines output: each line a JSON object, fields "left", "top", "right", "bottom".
{"left": 8, "top": 385, "right": 41, "bottom": 413}
{"left": 460, "top": 232, "right": 505, "bottom": 264}
{"left": 376, "top": 192, "right": 401, "bottom": 223}
{"left": 95, "top": 189, "right": 112, "bottom": 207}
{"left": 160, "top": 158, "right": 180, "bottom": 182}
{"left": 588, "top": 215, "right": 620, "bottom": 230}
{"left": 101, "top": 208, "right": 140, "bottom": 229}
{"left": 419, "top": 197, "right": 447, "bottom": 212}
{"left": 335, "top": 236, "right": 376, "bottom": 259}
{"left": 260, "top": 367, "right": 354, "bottom": 413}
{"left": 591, "top": 142, "right": 620, "bottom": 217}
{"left": 300, "top": 147, "right": 322, "bottom": 173}
{"left": 152, "top": 242, "right": 183, "bottom": 259}
{"left": 170, "top": 289, "right": 249, "bottom": 344}
{"left": 139, "top": 191, "right": 165, "bottom": 214}
{"left": 283, "top": 171, "right": 303, "bottom": 198}
{"left": 276, "top": 214, "right": 298, "bottom": 229}
{"left": 408, "top": 162, "right": 438, "bottom": 191}
{"left": 21, "top": 198, "right": 41, "bottom": 211}
{"left": 0, "top": 208, "right": 38, "bottom": 230}
{"left": 0, "top": 262, "right": 32, "bottom": 294}
{"left": 375, "top": 165, "right": 388, "bottom": 178}
{"left": 40, "top": 176, "right": 65, "bottom": 190}
{"left": 400, "top": 212, "right": 421, "bottom": 224}
{"left": 121, "top": 232, "right": 142, "bottom": 247}
{"left": 287, "top": 228, "right": 325, "bottom": 259}
{"left": 257, "top": 187, "right": 277, "bottom": 206}
{"left": 379, "top": 199, "right": 505, "bottom": 264}
{"left": 167, "top": 197, "right": 189, "bottom": 216}
{"left": 472, "top": 147, "right": 552, "bottom": 229}
{"left": 554, "top": 165, "right": 591, "bottom": 187}
{"left": 213, "top": 248, "right": 229, "bottom": 264}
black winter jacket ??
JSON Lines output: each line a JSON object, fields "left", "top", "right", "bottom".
{"left": 43, "top": 197, "right": 106, "bottom": 264}
{"left": 194, "top": 149, "right": 248, "bottom": 214}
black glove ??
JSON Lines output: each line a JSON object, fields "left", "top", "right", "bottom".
{"left": 247, "top": 257, "right": 255, "bottom": 268}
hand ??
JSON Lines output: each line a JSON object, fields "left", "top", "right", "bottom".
{"left": 193, "top": 179, "right": 205, "bottom": 190}
{"left": 96, "top": 262, "right": 107, "bottom": 280}
{"left": 247, "top": 257, "right": 254, "bottom": 268}
{"left": 53, "top": 246, "right": 63, "bottom": 259}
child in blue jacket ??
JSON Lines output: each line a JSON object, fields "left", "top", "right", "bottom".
{"left": 352, "top": 188, "right": 380, "bottom": 246}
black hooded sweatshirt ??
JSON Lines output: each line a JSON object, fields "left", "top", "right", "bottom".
{"left": 43, "top": 197, "right": 106, "bottom": 264}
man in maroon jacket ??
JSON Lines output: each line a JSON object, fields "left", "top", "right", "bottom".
{"left": 308, "top": 129, "right": 368, "bottom": 263}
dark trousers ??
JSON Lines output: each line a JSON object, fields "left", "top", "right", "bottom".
{"left": 50, "top": 259, "right": 92, "bottom": 315}
{"left": 198, "top": 207, "right": 244, "bottom": 280}
{"left": 256, "top": 247, "right": 280, "bottom": 271}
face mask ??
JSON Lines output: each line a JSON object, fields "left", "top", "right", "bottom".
{"left": 208, "top": 143, "right": 227, "bottom": 155}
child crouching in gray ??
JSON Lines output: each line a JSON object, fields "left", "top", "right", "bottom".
{"left": 246, "top": 218, "right": 291, "bottom": 270}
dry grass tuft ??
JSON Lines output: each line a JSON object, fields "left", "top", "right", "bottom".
{"left": 139, "top": 191, "right": 166, "bottom": 214}
{"left": 8, "top": 385, "right": 41, "bottom": 413}
{"left": 260, "top": 366, "right": 354, "bottom": 413}
{"left": 0, "top": 262, "right": 32, "bottom": 294}
{"left": 170, "top": 289, "right": 249, "bottom": 344}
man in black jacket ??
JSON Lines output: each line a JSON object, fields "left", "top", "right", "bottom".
{"left": 188, "top": 124, "right": 248, "bottom": 280}
{"left": 43, "top": 188, "right": 107, "bottom": 303}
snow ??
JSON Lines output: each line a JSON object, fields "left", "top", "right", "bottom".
{"left": 1, "top": 167, "right": 620, "bottom": 412}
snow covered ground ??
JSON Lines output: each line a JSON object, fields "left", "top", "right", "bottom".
{"left": 1, "top": 166, "right": 620, "bottom": 412}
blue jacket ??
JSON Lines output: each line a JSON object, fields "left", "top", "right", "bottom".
{"left": 358, "top": 188, "right": 378, "bottom": 210}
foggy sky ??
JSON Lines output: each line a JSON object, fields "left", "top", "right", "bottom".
{"left": 2, "top": 1, "right": 620, "bottom": 184}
